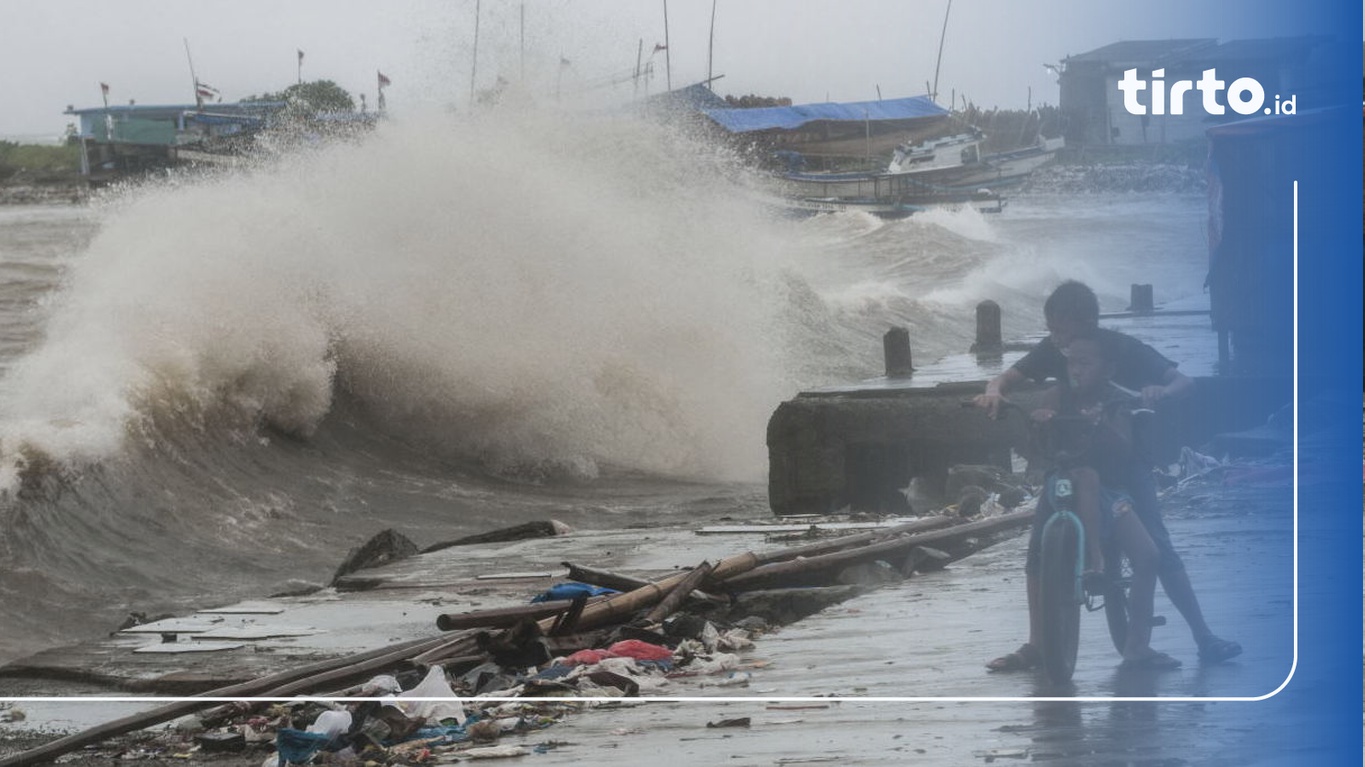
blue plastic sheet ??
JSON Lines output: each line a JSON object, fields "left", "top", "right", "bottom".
{"left": 703, "top": 95, "right": 946, "bottom": 133}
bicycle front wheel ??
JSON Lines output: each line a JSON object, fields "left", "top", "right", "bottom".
{"left": 1038, "top": 516, "right": 1082, "bottom": 685}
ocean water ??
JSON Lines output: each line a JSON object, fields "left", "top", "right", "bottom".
{"left": 0, "top": 110, "right": 1209, "bottom": 664}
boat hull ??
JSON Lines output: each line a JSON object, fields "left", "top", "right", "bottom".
{"left": 778, "top": 192, "right": 1003, "bottom": 220}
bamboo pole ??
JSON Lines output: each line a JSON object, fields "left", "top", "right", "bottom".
{"left": 721, "top": 510, "right": 1032, "bottom": 592}
{"left": 561, "top": 563, "right": 649, "bottom": 592}
{"left": 643, "top": 561, "right": 714, "bottom": 625}
{"left": 435, "top": 596, "right": 612, "bottom": 631}
{"left": 2, "top": 512, "right": 1007, "bottom": 766}
{"left": 750, "top": 515, "right": 956, "bottom": 566}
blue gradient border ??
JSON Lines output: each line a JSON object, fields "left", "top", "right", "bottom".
{"left": 1274, "top": 0, "right": 1363, "bottom": 762}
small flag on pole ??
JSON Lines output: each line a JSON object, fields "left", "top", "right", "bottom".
{"left": 559, "top": 56, "right": 571, "bottom": 68}
{"left": 652, "top": 43, "right": 667, "bottom": 53}
{"left": 100, "top": 82, "right": 110, "bottom": 94}
{"left": 297, "top": 49, "right": 305, "bottom": 63}
{"left": 195, "top": 81, "right": 219, "bottom": 100}
{"left": 377, "top": 71, "right": 391, "bottom": 88}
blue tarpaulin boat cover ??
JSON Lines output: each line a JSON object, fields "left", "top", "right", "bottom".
{"left": 702, "top": 95, "right": 947, "bottom": 133}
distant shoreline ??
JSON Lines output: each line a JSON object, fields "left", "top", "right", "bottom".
{"left": 0, "top": 150, "right": 1205, "bottom": 207}
{"left": 0, "top": 178, "right": 87, "bottom": 205}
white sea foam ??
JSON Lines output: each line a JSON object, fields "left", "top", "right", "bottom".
{"left": 0, "top": 108, "right": 818, "bottom": 486}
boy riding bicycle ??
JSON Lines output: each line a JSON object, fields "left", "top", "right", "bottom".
{"left": 1029, "top": 329, "right": 1174, "bottom": 670}
{"left": 979, "top": 280, "right": 1240, "bottom": 672}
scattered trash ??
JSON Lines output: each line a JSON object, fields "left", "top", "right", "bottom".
{"left": 1, "top": 511, "right": 1034, "bottom": 767}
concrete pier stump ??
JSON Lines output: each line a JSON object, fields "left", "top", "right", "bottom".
{"left": 971, "top": 300, "right": 1003, "bottom": 353}
{"left": 1130, "top": 283, "right": 1155, "bottom": 314}
{"left": 883, "top": 327, "right": 913, "bottom": 378}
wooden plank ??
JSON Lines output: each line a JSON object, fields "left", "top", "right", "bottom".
{"left": 118, "top": 619, "right": 216, "bottom": 634}
{"left": 133, "top": 642, "right": 245, "bottom": 654}
{"left": 422, "top": 520, "right": 570, "bottom": 553}
{"left": 192, "top": 627, "right": 321, "bottom": 640}
{"left": 473, "top": 571, "right": 556, "bottom": 581}
{"left": 695, "top": 520, "right": 917, "bottom": 535}
{"left": 197, "top": 603, "right": 286, "bottom": 615}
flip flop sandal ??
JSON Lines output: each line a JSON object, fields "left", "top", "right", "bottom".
{"left": 986, "top": 643, "right": 1040, "bottom": 672}
{"left": 1119, "top": 651, "right": 1183, "bottom": 671}
{"left": 1197, "top": 636, "right": 1243, "bottom": 664}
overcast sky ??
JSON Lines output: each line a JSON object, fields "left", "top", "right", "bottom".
{"left": 0, "top": 0, "right": 1340, "bottom": 140}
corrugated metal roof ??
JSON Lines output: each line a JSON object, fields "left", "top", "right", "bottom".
{"left": 647, "top": 82, "right": 731, "bottom": 112}
{"left": 702, "top": 95, "right": 946, "bottom": 134}
{"left": 1064, "top": 39, "right": 1217, "bottom": 65}
{"left": 1201, "top": 37, "right": 1325, "bottom": 63}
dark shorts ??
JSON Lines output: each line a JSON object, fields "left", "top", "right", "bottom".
{"left": 1024, "top": 464, "right": 1184, "bottom": 576}
{"left": 1025, "top": 474, "right": 1132, "bottom": 576}
{"left": 1116, "top": 460, "right": 1184, "bottom": 576}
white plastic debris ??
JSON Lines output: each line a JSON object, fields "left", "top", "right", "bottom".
{"left": 713, "top": 671, "right": 752, "bottom": 687}
{"left": 464, "top": 744, "right": 530, "bottom": 758}
{"left": 700, "top": 622, "right": 721, "bottom": 651}
{"left": 306, "top": 710, "right": 352, "bottom": 742}
{"left": 1179, "top": 446, "right": 1222, "bottom": 479}
{"left": 359, "top": 674, "right": 403, "bottom": 696}
{"left": 715, "top": 628, "right": 755, "bottom": 651}
{"left": 392, "top": 665, "right": 466, "bottom": 725}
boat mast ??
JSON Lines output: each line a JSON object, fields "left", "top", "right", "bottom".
{"left": 183, "top": 38, "right": 201, "bottom": 109}
{"left": 706, "top": 0, "right": 717, "bottom": 90}
{"left": 635, "top": 38, "right": 644, "bottom": 97}
{"left": 662, "top": 0, "right": 672, "bottom": 91}
{"left": 931, "top": 0, "right": 952, "bottom": 103}
{"left": 470, "top": 0, "right": 481, "bottom": 108}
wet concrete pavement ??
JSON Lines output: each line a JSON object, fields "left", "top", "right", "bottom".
{"left": 497, "top": 476, "right": 1301, "bottom": 767}
{"left": 1, "top": 471, "right": 1304, "bottom": 765}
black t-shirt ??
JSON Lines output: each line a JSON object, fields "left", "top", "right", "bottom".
{"left": 1011, "top": 328, "right": 1176, "bottom": 389}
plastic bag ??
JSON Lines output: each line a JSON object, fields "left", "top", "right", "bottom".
{"left": 392, "top": 666, "right": 466, "bottom": 725}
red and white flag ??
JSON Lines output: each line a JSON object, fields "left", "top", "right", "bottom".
{"left": 377, "top": 71, "right": 391, "bottom": 88}
{"left": 195, "top": 81, "right": 219, "bottom": 100}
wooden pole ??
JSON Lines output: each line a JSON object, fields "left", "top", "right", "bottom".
{"left": 706, "top": 0, "right": 717, "bottom": 89}
{"left": 436, "top": 596, "right": 613, "bottom": 631}
{"left": 662, "top": 0, "right": 672, "bottom": 91}
{"left": 751, "top": 515, "right": 956, "bottom": 566}
{"left": 721, "top": 510, "right": 1032, "bottom": 592}
{"left": 470, "top": 0, "right": 481, "bottom": 108}
{"left": 931, "top": 0, "right": 952, "bottom": 103}
{"left": 634, "top": 38, "right": 643, "bottom": 98}
{"left": 183, "top": 39, "right": 201, "bottom": 109}
{"left": 563, "top": 562, "right": 650, "bottom": 592}
{"left": 643, "top": 561, "right": 715, "bottom": 624}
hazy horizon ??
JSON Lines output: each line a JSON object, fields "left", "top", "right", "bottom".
{"left": 1, "top": 0, "right": 1334, "bottom": 141}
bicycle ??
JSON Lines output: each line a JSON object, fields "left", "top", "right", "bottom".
{"left": 973, "top": 397, "right": 1163, "bottom": 685}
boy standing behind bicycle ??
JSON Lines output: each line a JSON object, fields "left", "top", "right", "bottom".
{"left": 1031, "top": 328, "right": 1177, "bottom": 670}
{"left": 979, "top": 280, "right": 1241, "bottom": 673}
